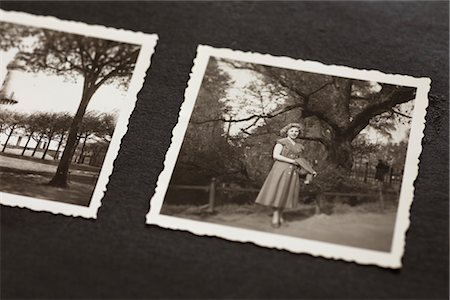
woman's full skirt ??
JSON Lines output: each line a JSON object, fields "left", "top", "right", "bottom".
{"left": 255, "top": 161, "right": 300, "bottom": 209}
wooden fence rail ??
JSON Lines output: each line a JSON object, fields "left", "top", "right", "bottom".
{"left": 170, "top": 177, "right": 396, "bottom": 214}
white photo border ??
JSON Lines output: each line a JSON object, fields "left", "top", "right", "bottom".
{"left": 0, "top": 10, "right": 158, "bottom": 218}
{"left": 146, "top": 45, "right": 431, "bottom": 268}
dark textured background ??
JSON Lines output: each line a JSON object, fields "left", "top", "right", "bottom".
{"left": 0, "top": 1, "right": 448, "bottom": 299}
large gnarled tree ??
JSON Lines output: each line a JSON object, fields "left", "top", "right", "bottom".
{"left": 194, "top": 58, "right": 416, "bottom": 170}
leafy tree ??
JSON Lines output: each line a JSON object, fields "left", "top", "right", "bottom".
{"left": 95, "top": 112, "right": 117, "bottom": 142}
{"left": 0, "top": 22, "right": 39, "bottom": 50}
{"left": 0, "top": 109, "right": 11, "bottom": 133}
{"left": 171, "top": 57, "right": 245, "bottom": 185}
{"left": 1, "top": 21, "right": 140, "bottom": 187}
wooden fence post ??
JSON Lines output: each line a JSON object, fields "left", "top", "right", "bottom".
{"left": 378, "top": 182, "right": 384, "bottom": 212}
{"left": 389, "top": 167, "right": 394, "bottom": 184}
{"left": 315, "top": 193, "right": 323, "bottom": 214}
{"left": 207, "top": 177, "right": 216, "bottom": 213}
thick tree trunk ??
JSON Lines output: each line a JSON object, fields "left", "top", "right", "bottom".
{"left": 77, "top": 135, "right": 88, "bottom": 164}
{"left": 53, "top": 133, "right": 65, "bottom": 160}
{"left": 41, "top": 131, "right": 54, "bottom": 159}
{"left": 73, "top": 136, "right": 81, "bottom": 163}
{"left": 31, "top": 135, "right": 43, "bottom": 157}
{"left": 49, "top": 85, "right": 95, "bottom": 187}
{"left": 327, "top": 137, "right": 353, "bottom": 170}
{"left": 22, "top": 133, "right": 34, "bottom": 156}
{"left": 1, "top": 126, "right": 16, "bottom": 152}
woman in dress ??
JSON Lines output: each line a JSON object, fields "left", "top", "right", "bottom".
{"left": 255, "top": 123, "right": 311, "bottom": 228}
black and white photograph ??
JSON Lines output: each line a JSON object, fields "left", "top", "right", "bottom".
{"left": 0, "top": 10, "right": 157, "bottom": 218}
{"left": 147, "top": 45, "right": 430, "bottom": 268}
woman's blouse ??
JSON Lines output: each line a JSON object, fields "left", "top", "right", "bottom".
{"left": 276, "top": 138, "right": 304, "bottom": 160}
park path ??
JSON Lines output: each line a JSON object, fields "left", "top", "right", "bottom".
{"left": 178, "top": 208, "right": 396, "bottom": 252}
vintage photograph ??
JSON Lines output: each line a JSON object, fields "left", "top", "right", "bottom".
{"left": 0, "top": 10, "right": 157, "bottom": 218}
{"left": 147, "top": 45, "right": 430, "bottom": 268}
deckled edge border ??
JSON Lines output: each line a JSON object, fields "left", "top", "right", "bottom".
{"left": 0, "top": 9, "right": 158, "bottom": 219}
{"left": 145, "top": 45, "right": 431, "bottom": 269}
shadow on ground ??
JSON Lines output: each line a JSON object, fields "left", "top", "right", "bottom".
{"left": 0, "top": 153, "right": 98, "bottom": 206}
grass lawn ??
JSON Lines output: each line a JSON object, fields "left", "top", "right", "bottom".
{"left": 1, "top": 170, "right": 94, "bottom": 206}
{"left": 0, "top": 151, "right": 99, "bottom": 175}
{"left": 0, "top": 153, "right": 98, "bottom": 206}
{"left": 3, "top": 147, "right": 55, "bottom": 160}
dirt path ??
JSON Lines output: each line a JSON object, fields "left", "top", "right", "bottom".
{"left": 171, "top": 205, "right": 397, "bottom": 252}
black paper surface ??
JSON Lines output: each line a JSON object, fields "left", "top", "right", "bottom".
{"left": 1, "top": 1, "right": 448, "bottom": 299}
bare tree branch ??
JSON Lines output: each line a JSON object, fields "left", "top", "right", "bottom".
{"left": 392, "top": 108, "right": 412, "bottom": 119}
{"left": 191, "top": 103, "right": 303, "bottom": 125}
{"left": 345, "top": 85, "right": 415, "bottom": 139}
{"left": 306, "top": 78, "right": 335, "bottom": 97}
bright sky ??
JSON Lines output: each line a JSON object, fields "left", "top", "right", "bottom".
{"left": 0, "top": 49, "right": 126, "bottom": 115}
{"left": 216, "top": 59, "right": 412, "bottom": 144}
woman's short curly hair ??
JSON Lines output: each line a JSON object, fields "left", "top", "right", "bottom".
{"left": 280, "top": 122, "right": 303, "bottom": 137}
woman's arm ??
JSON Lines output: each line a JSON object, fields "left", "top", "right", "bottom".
{"left": 272, "top": 143, "right": 297, "bottom": 164}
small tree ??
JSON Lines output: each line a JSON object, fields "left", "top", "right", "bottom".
{"left": 30, "top": 113, "right": 52, "bottom": 157}
{"left": 75, "top": 111, "right": 102, "bottom": 164}
{"left": 40, "top": 112, "right": 71, "bottom": 160}
{"left": 95, "top": 112, "right": 117, "bottom": 142}
{"left": 85, "top": 141, "right": 109, "bottom": 167}
{"left": 21, "top": 113, "right": 41, "bottom": 156}
{"left": 0, "top": 109, "right": 11, "bottom": 133}
{"left": 52, "top": 113, "right": 72, "bottom": 160}
{"left": 78, "top": 112, "right": 117, "bottom": 165}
